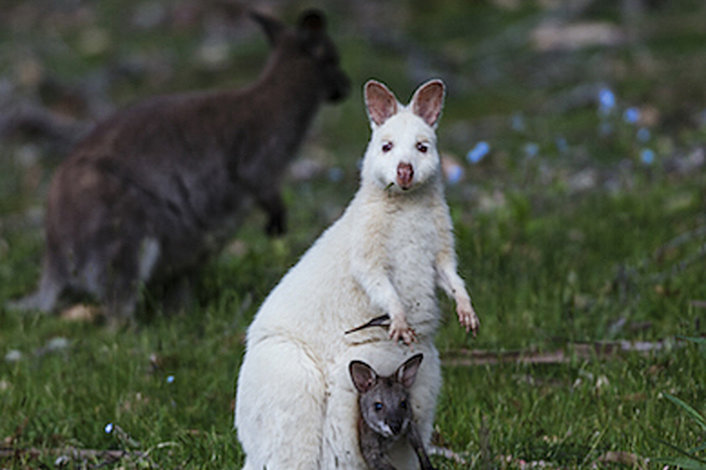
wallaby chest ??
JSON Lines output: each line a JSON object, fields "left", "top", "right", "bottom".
{"left": 374, "top": 195, "right": 444, "bottom": 321}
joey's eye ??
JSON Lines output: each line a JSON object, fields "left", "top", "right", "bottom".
{"left": 416, "top": 142, "right": 429, "bottom": 153}
{"left": 374, "top": 402, "right": 383, "bottom": 411}
{"left": 400, "top": 400, "right": 408, "bottom": 409}
{"left": 382, "top": 142, "right": 393, "bottom": 153}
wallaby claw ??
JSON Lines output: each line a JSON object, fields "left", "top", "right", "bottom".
{"left": 457, "top": 303, "right": 479, "bottom": 338}
{"left": 389, "top": 316, "right": 417, "bottom": 345}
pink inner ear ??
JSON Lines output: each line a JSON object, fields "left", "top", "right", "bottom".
{"left": 412, "top": 81, "right": 445, "bottom": 127}
{"left": 365, "top": 81, "right": 398, "bottom": 126}
{"left": 397, "top": 354, "right": 423, "bottom": 388}
{"left": 350, "top": 361, "right": 377, "bottom": 393}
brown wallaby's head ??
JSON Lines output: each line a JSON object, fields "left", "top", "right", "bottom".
{"left": 349, "top": 354, "right": 423, "bottom": 439}
{"left": 251, "top": 9, "right": 350, "bottom": 103}
{"left": 295, "top": 10, "right": 350, "bottom": 102}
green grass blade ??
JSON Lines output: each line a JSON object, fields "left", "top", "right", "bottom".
{"left": 652, "top": 436, "right": 706, "bottom": 464}
{"left": 651, "top": 457, "right": 706, "bottom": 470}
{"left": 677, "top": 335, "right": 706, "bottom": 347}
{"left": 663, "top": 393, "right": 706, "bottom": 432}
{"left": 690, "top": 443, "right": 706, "bottom": 454}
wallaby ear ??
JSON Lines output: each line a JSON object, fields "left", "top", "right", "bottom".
{"left": 410, "top": 79, "right": 445, "bottom": 128}
{"left": 396, "top": 353, "right": 423, "bottom": 388}
{"left": 250, "top": 10, "right": 285, "bottom": 46}
{"left": 364, "top": 80, "right": 399, "bottom": 127}
{"left": 297, "top": 9, "right": 326, "bottom": 33}
{"left": 349, "top": 360, "right": 378, "bottom": 393}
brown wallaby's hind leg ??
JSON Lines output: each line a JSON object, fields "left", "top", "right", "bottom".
{"left": 102, "top": 274, "right": 139, "bottom": 329}
{"left": 7, "top": 256, "right": 64, "bottom": 313}
{"left": 97, "top": 237, "right": 154, "bottom": 327}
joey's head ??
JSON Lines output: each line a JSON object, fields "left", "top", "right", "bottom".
{"left": 349, "top": 354, "right": 423, "bottom": 439}
{"left": 361, "top": 79, "right": 445, "bottom": 193}
{"left": 251, "top": 9, "right": 350, "bottom": 102}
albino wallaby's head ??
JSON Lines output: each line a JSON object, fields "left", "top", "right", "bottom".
{"left": 361, "top": 79, "right": 445, "bottom": 193}
{"left": 349, "top": 354, "right": 423, "bottom": 439}
{"left": 251, "top": 9, "right": 350, "bottom": 102}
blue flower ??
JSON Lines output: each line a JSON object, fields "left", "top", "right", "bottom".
{"left": 623, "top": 107, "right": 640, "bottom": 124}
{"left": 524, "top": 142, "right": 539, "bottom": 159}
{"left": 467, "top": 141, "right": 490, "bottom": 164}
{"left": 598, "top": 88, "right": 616, "bottom": 114}
{"left": 640, "top": 148, "right": 655, "bottom": 165}
{"left": 636, "top": 127, "right": 651, "bottom": 143}
{"left": 511, "top": 113, "right": 526, "bottom": 132}
{"left": 327, "top": 167, "right": 343, "bottom": 183}
{"left": 104, "top": 423, "right": 114, "bottom": 434}
{"left": 555, "top": 137, "right": 568, "bottom": 153}
{"left": 445, "top": 163, "right": 464, "bottom": 185}
{"left": 166, "top": 375, "right": 175, "bottom": 384}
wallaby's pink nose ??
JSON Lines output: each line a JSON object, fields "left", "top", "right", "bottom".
{"left": 396, "top": 162, "right": 414, "bottom": 189}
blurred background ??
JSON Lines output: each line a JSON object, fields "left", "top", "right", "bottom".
{"left": 1, "top": 0, "right": 705, "bottom": 468}
{"left": 1, "top": 0, "right": 705, "bottom": 219}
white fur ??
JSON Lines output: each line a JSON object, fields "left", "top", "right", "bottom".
{"left": 234, "top": 79, "right": 478, "bottom": 469}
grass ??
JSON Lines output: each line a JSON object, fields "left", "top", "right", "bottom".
{"left": 1, "top": 0, "right": 705, "bottom": 468}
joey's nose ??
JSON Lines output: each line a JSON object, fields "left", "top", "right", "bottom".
{"left": 396, "top": 162, "right": 414, "bottom": 189}
{"left": 388, "top": 419, "right": 404, "bottom": 435}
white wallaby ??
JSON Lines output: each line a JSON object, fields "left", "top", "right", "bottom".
{"left": 235, "top": 78, "right": 478, "bottom": 469}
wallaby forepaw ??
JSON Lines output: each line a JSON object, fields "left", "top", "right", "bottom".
{"left": 457, "top": 303, "right": 479, "bottom": 337}
{"left": 388, "top": 316, "right": 416, "bottom": 345}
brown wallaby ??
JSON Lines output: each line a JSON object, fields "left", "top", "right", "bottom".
{"left": 9, "top": 9, "right": 350, "bottom": 323}
{"left": 349, "top": 354, "right": 436, "bottom": 470}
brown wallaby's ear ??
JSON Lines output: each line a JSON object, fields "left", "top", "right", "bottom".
{"left": 396, "top": 353, "right": 423, "bottom": 388}
{"left": 297, "top": 9, "right": 326, "bottom": 33}
{"left": 365, "top": 80, "right": 399, "bottom": 127}
{"left": 250, "top": 10, "right": 285, "bottom": 45}
{"left": 410, "top": 79, "right": 445, "bottom": 128}
{"left": 349, "top": 360, "right": 378, "bottom": 393}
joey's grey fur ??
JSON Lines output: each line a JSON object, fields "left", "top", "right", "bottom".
{"left": 350, "top": 354, "right": 436, "bottom": 470}
{"left": 9, "top": 9, "right": 350, "bottom": 323}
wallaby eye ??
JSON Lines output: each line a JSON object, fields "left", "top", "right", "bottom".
{"left": 382, "top": 142, "right": 393, "bottom": 153}
{"left": 400, "top": 400, "right": 408, "bottom": 409}
{"left": 416, "top": 142, "right": 429, "bottom": 153}
{"left": 374, "top": 402, "right": 383, "bottom": 411}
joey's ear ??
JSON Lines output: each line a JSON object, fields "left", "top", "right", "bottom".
{"left": 297, "top": 9, "right": 326, "bottom": 33}
{"left": 396, "top": 354, "right": 423, "bottom": 388}
{"left": 250, "top": 10, "right": 285, "bottom": 45}
{"left": 349, "top": 360, "right": 377, "bottom": 393}
{"left": 410, "top": 79, "right": 445, "bottom": 128}
{"left": 364, "top": 80, "right": 399, "bottom": 127}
